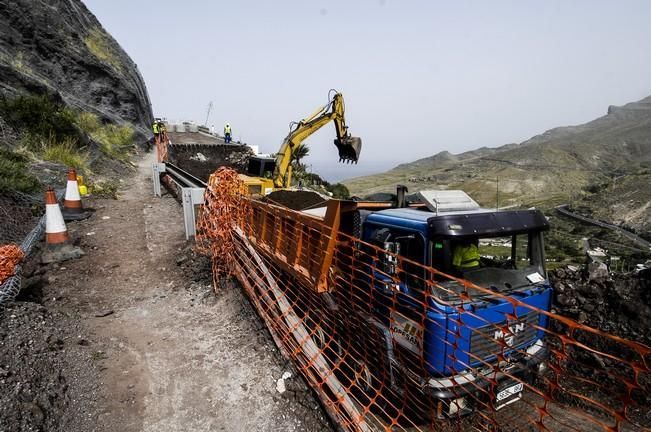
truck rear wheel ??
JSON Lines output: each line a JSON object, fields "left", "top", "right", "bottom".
{"left": 351, "top": 357, "right": 374, "bottom": 394}
{"left": 304, "top": 312, "right": 344, "bottom": 360}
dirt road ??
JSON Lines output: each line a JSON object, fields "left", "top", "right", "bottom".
{"left": 39, "top": 150, "right": 329, "bottom": 431}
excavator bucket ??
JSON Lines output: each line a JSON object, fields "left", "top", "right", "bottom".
{"left": 334, "top": 136, "right": 362, "bottom": 164}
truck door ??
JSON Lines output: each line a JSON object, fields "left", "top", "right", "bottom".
{"left": 370, "top": 229, "right": 428, "bottom": 359}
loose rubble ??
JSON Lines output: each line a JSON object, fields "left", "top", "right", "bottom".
{"left": 548, "top": 265, "right": 651, "bottom": 427}
{"left": 168, "top": 144, "right": 254, "bottom": 182}
{"left": 550, "top": 265, "right": 651, "bottom": 345}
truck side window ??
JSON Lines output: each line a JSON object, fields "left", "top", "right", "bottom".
{"left": 430, "top": 239, "right": 453, "bottom": 278}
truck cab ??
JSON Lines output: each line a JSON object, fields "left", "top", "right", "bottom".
{"left": 354, "top": 191, "right": 551, "bottom": 415}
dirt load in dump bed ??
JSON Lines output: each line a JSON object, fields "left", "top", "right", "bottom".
{"left": 167, "top": 142, "right": 254, "bottom": 182}
{"left": 263, "top": 190, "right": 329, "bottom": 211}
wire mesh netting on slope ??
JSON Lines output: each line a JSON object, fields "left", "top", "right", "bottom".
{"left": 0, "top": 191, "right": 51, "bottom": 304}
{"left": 196, "top": 168, "right": 650, "bottom": 432}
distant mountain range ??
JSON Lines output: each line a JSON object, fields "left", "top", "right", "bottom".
{"left": 343, "top": 95, "right": 651, "bottom": 233}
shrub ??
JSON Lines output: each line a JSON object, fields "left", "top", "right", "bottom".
{"left": 76, "top": 111, "right": 101, "bottom": 134}
{"left": 42, "top": 137, "right": 89, "bottom": 172}
{"left": 0, "top": 95, "right": 78, "bottom": 145}
{"left": 0, "top": 148, "right": 41, "bottom": 193}
{"left": 326, "top": 183, "right": 350, "bottom": 199}
{"left": 84, "top": 28, "right": 123, "bottom": 73}
{"left": 75, "top": 112, "right": 134, "bottom": 160}
{"left": 92, "top": 124, "right": 134, "bottom": 160}
{"left": 90, "top": 179, "right": 119, "bottom": 199}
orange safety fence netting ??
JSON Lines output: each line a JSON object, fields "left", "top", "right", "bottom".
{"left": 196, "top": 168, "right": 650, "bottom": 432}
{"left": 196, "top": 167, "right": 251, "bottom": 282}
{"left": 155, "top": 130, "right": 169, "bottom": 163}
{"left": 0, "top": 244, "right": 24, "bottom": 285}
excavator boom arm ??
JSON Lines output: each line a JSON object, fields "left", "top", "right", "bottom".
{"left": 272, "top": 91, "right": 361, "bottom": 188}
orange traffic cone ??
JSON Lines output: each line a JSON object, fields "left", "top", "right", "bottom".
{"left": 42, "top": 187, "right": 84, "bottom": 264}
{"left": 45, "top": 187, "right": 69, "bottom": 244}
{"left": 62, "top": 168, "right": 91, "bottom": 221}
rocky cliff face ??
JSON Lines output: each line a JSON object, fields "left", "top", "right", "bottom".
{"left": 0, "top": 0, "right": 152, "bottom": 142}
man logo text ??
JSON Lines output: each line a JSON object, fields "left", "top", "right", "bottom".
{"left": 493, "top": 322, "right": 525, "bottom": 347}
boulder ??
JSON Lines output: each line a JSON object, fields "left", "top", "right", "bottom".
{"left": 587, "top": 261, "right": 609, "bottom": 282}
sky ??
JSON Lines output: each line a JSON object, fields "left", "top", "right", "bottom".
{"left": 83, "top": 0, "right": 651, "bottom": 181}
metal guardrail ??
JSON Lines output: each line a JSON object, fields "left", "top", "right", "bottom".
{"left": 152, "top": 162, "right": 206, "bottom": 240}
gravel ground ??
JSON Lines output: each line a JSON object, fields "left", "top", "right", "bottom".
{"left": 177, "top": 247, "right": 332, "bottom": 431}
{"left": 0, "top": 301, "right": 100, "bottom": 432}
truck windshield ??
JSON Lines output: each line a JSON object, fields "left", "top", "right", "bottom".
{"left": 429, "top": 231, "right": 546, "bottom": 302}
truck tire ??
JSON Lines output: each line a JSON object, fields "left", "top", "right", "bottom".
{"left": 304, "top": 311, "right": 344, "bottom": 360}
{"left": 334, "top": 313, "right": 390, "bottom": 409}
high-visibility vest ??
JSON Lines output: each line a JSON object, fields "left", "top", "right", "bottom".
{"left": 152, "top": 123, "right": 160, "bottom": 134}
{"left": 224, "top": 125, "right": 231, "bottom": 134}
{"left": 452, "top": 244, "right": 480, "bottom": 269}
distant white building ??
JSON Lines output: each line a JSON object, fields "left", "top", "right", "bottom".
{"left": 587, "top": 247, "right": 607, "bottom": 259}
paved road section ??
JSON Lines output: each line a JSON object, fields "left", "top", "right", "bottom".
{"left": 556, "top": 204, "right": 651, "bottom": 250}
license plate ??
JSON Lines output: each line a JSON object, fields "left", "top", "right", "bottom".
{"left": 495, "top": 382, "right": 523, "bottom": 408}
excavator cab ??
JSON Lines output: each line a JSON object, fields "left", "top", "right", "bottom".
{"left": 334, "top": 136, "right": 362, "bottom": 164}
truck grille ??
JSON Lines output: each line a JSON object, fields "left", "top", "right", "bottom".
{"left": 469, "top": 311, "right": 539, "bottom": 362}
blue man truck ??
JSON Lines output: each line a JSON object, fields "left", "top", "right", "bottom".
{"left": 243, "top": 187, "right": 552, "bottom": 419}
{"left": 304, "top": 189, "right": 552, "bottom": 417}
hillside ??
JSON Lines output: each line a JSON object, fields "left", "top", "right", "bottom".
{"left": 0, "top": 0, "right": 152, "bottom": 140}
{"left": 344, "top": 96, "right": 651, "bottom": 225}
{"left": 573, "top": 167, "right": 651, "bottom": 239}
{"left": 0, "top": 0, "right": 154, "bottom": 197}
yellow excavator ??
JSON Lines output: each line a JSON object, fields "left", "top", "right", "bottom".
{"left": 241, "top": 90, "right": 362, "bottom": 195}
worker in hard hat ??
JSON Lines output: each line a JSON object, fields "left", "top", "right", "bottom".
{"left": 224, "top": 123, "right": 232, "bottom": 143}
{"left": 152, "top": 120, "right": 160, "bottom": 140}
{"left": 452, "top": 238, "right": 480, "bottom": 272}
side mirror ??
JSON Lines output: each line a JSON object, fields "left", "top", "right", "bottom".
{"left": 383, "top": 241, "right": 400, "bottom": 275}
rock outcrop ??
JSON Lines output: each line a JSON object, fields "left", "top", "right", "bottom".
{"left": 0, "top": 0, "right": 152, "bottom": 143}
{"left": 550, "top": 266, "right": 651, "bottom": 346}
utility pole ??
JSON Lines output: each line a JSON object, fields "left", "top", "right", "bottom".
{"left": 204, "top": 101, "right": 213, "bottom": 127}
{"left": 496, "top": 176, "right": 499, "bottom": 211}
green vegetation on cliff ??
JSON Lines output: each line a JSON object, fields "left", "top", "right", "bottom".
{"left": 0, "top": 95, "right": 78, "bottom": 144}
{"left": 0, "top": 148, "right": 40, "bottom": 193}
{"left": 76, "top": 112, "right": 134, "bottom": 160}
{"left": 84, "top": 27, "right": 124, "bottom": 73}
{"left": 0, "top": 95, "right": 136, "bottom": 192}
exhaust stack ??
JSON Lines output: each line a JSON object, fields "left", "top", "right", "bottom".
{"left": 397, "top": 185, "right": 408, "bottom": 208}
